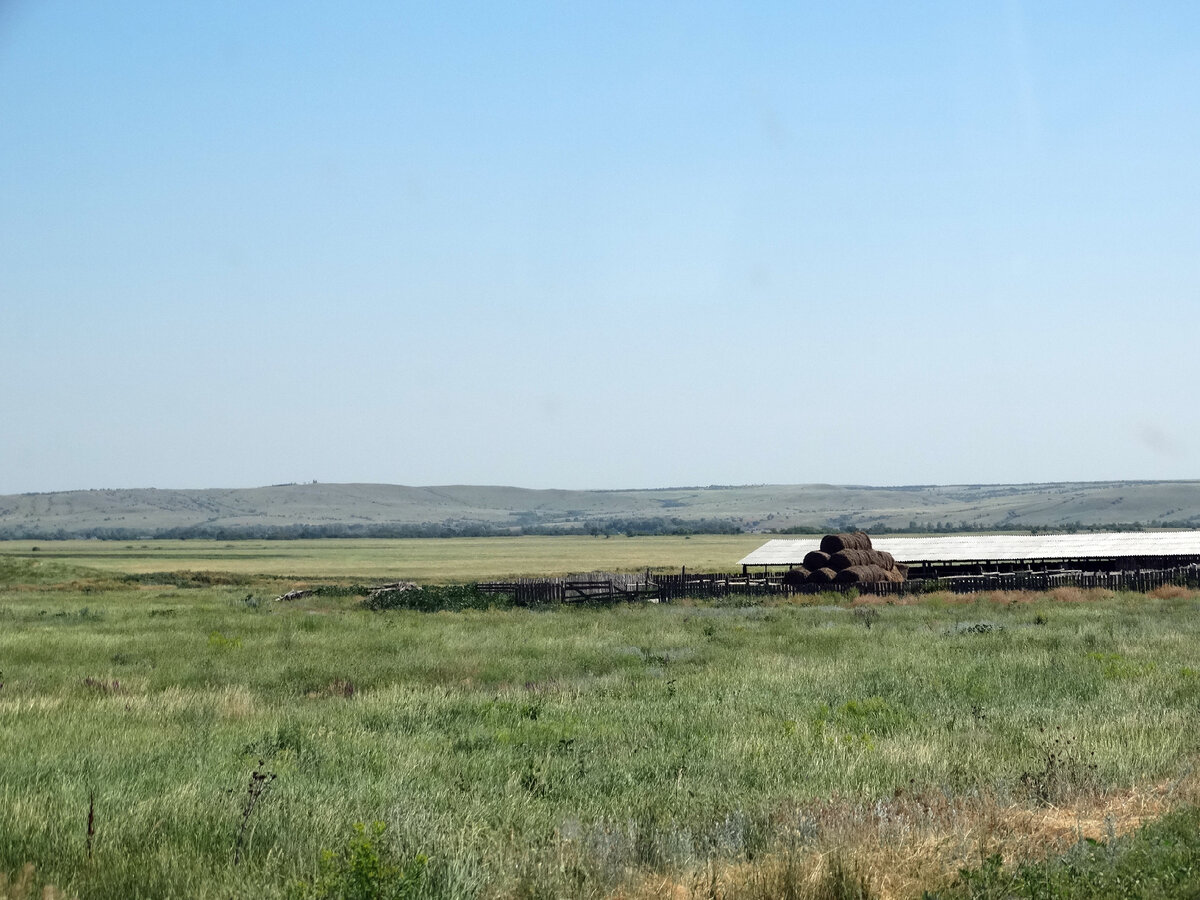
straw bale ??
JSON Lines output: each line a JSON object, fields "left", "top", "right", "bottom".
{"left": 781, "top": 567, "right": 811, "bottom": 588}
{"left": 834, "top": 565, "right": 892, "bottom": 584}
{"left": 829, "top": 548, "right": 897, "bottom": 571}
{"left": 803, "top": 550, "right": 832, "bottom": 570}
{"left": 807, "top": 567, "right": 837, "bottom": 584}
{"left": 820, "top": 532, "right": 873, "bottom": 554}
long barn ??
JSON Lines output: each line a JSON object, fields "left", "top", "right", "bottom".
{"left": 739, "top": 532, "right": 1200, "bottom": 579}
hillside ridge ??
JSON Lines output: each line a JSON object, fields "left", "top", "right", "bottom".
{"left": 3, "top": 480, "right": 1200, "bottom": 538}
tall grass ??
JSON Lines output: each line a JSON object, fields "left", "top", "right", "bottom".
{"left": 1, "top": 562, "right": 1198, "bottom": 897}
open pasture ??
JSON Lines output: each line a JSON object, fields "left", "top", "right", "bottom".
{"left": 0, "top": 535, "right": 764, "bottom": 583}
{"left": 1, "top": 551, "right": 1199, "bottom": 898}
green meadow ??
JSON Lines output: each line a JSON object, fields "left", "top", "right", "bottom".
{"left": 1, "top": 548, "right": 1199, "bottom": 898}
{"left": 0, "top": 535, "right": 763, "bottom": 582}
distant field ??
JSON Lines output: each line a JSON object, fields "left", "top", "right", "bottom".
{"left": 0, "top": 535, "right": 764, "bottom": 582}
{"left": 1, "top": 556, "right": 1198, "bottom": 899}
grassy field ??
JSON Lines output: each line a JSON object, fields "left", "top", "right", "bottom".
{"left": 2, "top": 548, "right": 1199, "bottom": 898}
{"left": 0, "top": 536, "right": 765, "bottom": 582}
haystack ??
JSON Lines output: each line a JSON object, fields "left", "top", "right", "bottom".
{"left": 803, "top": 550, "right": 832, "bottom": 570}
{"left": 834, "top": 565, "right": 897, "bottom": 584}
{"left": 781, "top": 567, "right": 811, "bottom": 588}
{"left": 820, "top": 532, "right": 872, "bottom": 554}
{"left": 807, "top": 567, "right": 838, "bottom": 584}
{"left": 829, "top": 548, "right": 897, "bottom": 572}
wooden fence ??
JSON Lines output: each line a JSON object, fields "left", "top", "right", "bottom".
{"left": 476, "top": 575, "right": 656, "bottom": 604}
{"left": 651, "top": 571, "right": 783, "bottom": 601}
{"left": 475, "top": 564, "right": 1200, "bottom": 604}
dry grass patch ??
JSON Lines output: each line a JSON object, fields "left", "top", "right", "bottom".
{"left": 1048, "top": 586, "right": 1116, "bottom": 604}
{"left": 616, "top": 766, "right": 1200, "bottom": 900}
{"left": 1148, "top": 584, "right": 1197, "bottom": 600}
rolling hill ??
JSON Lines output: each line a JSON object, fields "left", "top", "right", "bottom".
{"left": 2, "top": 480, "right": 1200, "bottom": 539}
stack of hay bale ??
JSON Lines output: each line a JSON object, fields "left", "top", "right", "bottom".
{"left": 787, "top": 532, "right": 907, "bottom": 585}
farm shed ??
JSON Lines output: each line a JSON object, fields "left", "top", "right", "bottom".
{"left": 738, "top": 532, "right": 1200, "bottom": 579}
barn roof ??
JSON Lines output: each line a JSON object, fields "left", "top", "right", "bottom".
{"left": 738, "top": 532, "right": 1200, "bottom": 566}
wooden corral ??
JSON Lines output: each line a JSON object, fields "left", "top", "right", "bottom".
{"left": 475, "top": 564, "right": 1200, "bottom": 603}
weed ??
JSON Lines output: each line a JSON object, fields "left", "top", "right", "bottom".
{"left": 1019, "top": 730, "right": 1100, "bottom": 805}
{"left": 86, "top": 793, "right": 95, "bottom": 862}
{"left": 290, "top": 822, "right": 427, "bottom": 900}
{"left": 232, "top": 760, "right": 277, "bottom": 865}
{"left": 852, "top": 607, "right": 880, "bottom": 629}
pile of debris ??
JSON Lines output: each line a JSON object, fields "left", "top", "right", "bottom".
{"left": 780, "top": 532, "right": 908, "bottom": 587}
{"left": 274, "top": 581, "right": 418, "bottom": 603}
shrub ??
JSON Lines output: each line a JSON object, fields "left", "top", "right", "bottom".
{"left": 290, "top": 822, "right": 427, "bottom": 900}
{"left": 361, "top": 584, "right": 507, "bottom": 612}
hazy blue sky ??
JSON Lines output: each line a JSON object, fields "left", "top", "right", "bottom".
{"left": 2, "top": 2, "right": 1198, "bottom": 493}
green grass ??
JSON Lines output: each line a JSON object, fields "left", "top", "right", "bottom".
{"left": 1, "top": 557, "right": 1198, "bottom": 898}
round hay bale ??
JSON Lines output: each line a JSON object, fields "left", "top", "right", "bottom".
{"left": 820, "top": 532, "right": 873, "bottom": 554}
{"left": 894, "top": 563, "right": 909, "bottom": 581}
{"left": 834, "top": 565, "right": 891, "bottom": 584}
{"left": 829, "top": 549, "right": 896, "bottom": 571}
{"left": 781, "top": 567, "right": 811, "bottom": 588}
{"left": 807, "top": 567, "right": 837, "bottom": 584}
{"left": 803, "top": 550, "right": 832, "bottom": 570}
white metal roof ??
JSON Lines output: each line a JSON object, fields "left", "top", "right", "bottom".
{"left": 739, "top": 532, "right": 1200, "bottom": 566}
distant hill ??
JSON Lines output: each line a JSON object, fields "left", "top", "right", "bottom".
{"left": 2, "top": 480, "right": 1200, "bottom": 539}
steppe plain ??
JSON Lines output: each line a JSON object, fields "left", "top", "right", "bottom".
{"left": 2, "top": 537, "right": 1199, "bottom": 898}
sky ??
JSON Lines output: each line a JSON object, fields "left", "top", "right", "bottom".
{"left": 2, "top": 1, "right": 1199, "bottom": 494}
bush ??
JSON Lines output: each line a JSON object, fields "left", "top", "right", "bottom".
{"left": 291, "top": 822, "right": 427, "bottom": 900}
{"left": 361, "top": 583, "right": 507, "bottom": 612}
